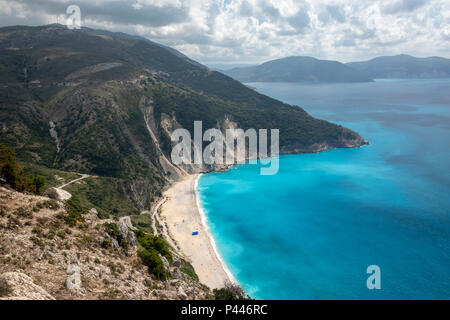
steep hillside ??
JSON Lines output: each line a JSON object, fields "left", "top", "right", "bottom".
{"left": 346, "top": 54, "right": 450, "bottom": 78}
{"left": 224, "top": 56, "right": 372, "bottom": 83}
{"left": 0, "top": 25, "right": 367, "bottom": 216}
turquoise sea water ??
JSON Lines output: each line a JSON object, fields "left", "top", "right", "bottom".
{"left": 197, "top": 79, "right": 450, "bottom": 299}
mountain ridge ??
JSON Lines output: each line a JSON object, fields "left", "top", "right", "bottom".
{"left": 223, "top": 54, "right": 450, "bottom": 82}
{"left": 223, "top": 56, "right": 373, "bottom": 83}
{"left": 346, "top": 54, "right": 450, "bottom": 79}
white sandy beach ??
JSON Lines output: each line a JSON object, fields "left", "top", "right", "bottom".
{"left": 159, "top": 174, "right": 234, "bottom": 289}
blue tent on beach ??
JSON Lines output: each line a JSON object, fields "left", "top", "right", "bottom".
{"left": 192, "top": 231, "right": 199, "bottom": 236}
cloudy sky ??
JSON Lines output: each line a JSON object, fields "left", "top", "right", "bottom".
{"left": 1, "top": 0, "right": 449, "bottom": 64}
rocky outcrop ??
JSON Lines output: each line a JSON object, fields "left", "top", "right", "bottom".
{"left": 89, "top": 208, "right": 98, "bottom": 217}
{"left": 140, "top": 96, "right": 187, "bottom": 181}
{"left": 0, "top": 187, "right": 212, "bottom": 300}
{"left": 0, "top": 272, "right": 55, "bottom": 300}
{"left": 117, "top": 219, "right": 137, "bottom": 250}
{"left": 177, "top": 286, "right": 188, "bottom": 300}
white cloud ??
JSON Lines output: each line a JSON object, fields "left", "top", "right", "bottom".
{"left": 0, "top": 0, "right": 449, "bottom": 63}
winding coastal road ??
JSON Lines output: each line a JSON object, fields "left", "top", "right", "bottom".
{"left": 57, "top": 174, "right": 90, "bottom": 189}
{"left": 50, "top": 174, "right": 91, "bottom": 201}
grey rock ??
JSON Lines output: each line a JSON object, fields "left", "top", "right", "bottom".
{"left": 169, "top": 279, "right": 180, "bottom": 286}
{"left": 160, "top": 255, "right": 170, "bottom": 271}
{"left": 172, "top": 268, "right": 183, "bottom": 280}
{"left": 66, "top": 264, "right": 82, "bottom": 291}
{"left": 43, "top": 187, "right": 72, "bottom": 201}
{"left": 89, "top": 208, "right": 98, "bottom": 217}
{"left": 173, "top": 259, "right": 182, "bottom": 268}
{"left": 0, "top": 272, "right": 55, "bottom": 300}
{"left": 117, "top": 220, "right": 137, "bottom": 249}
{"left": 111, "top": 238, "right": 120, "bottom": 250}
{"left": 177, "top": 286, "right": 188, "bottom": 300}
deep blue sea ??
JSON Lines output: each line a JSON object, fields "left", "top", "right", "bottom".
{"left": 197, "top": 79, "right": 450, "bottom": 299}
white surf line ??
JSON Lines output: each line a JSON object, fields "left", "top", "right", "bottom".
{"left": 194, "top": 174, "right": 237, "bottom": 285}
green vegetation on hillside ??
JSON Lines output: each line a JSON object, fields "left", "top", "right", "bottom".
{"left": 20, "top": 163, "right": 80, "bottom": 190}
{"left": 0, "top": 25, "right": 366, "bottom": 218}
{"left": 130, "top": 214, "right": 153, "bottom": 234}
{"left": 63, "top": 198, "right": 86, "bottom": 227}
{"left": 179, "top": 258, "right": 199, "bottom": 281}
{"left": 63, "top": 176, "right": 139, "bottom": 218}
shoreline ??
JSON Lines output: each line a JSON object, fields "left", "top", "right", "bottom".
{"left": 159, "top": 174, "right": 235, "bottom": 289}
{"left": 194, "top": 174, "right": 237, "bottom": 285}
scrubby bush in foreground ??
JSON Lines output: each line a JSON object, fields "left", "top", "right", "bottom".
{"left": 134, "top": 229, "right": 172, "bottom": 280}
{"left": 63, "top": 199, "right": 86, "bottom": 226}
{"left": 0, "top": 143, "right": 45, "bottom": 195}
{"left": 137, "top": 248, "right": 168, "bottom": 281}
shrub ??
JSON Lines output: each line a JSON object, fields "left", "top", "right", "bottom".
{"left": 36, "top": 217, "right": 49, "bottom": 226}
{"left": 134, "top": 229, "right": 172, "bottom": 263}
{"left": 80, "top": 234, "right": 92, "bottom": 244}
{"left": 33, "top": 202, "right": 44, "bottom": 212}
{"left": 130, "top": 214, "right": 153, "bottom": 234}
{"left": 43, "top": 200, "right": 59, "bottom": 210}
{"left": 179, "top": 258, "right": 199, "bottom": 281}
{"left": 0, "top": 279, "right": 11, "bottom": 297}
{"left": 0, "top": 144, "right": 18, "bottom": 186}
{"left": 137, "top": 248, "right": 168, "bottom": 281}
{"left": 134, "top": 229, "right": 173, "bottom": 280}
{"left": 14, "top": 207, "right": 32, "bottom": 219}
{"left": 30, "top": 236, "right": 44, "bottom": 248}
{"left": 32, "top": 226, "right": 43, "bottom": 236}
{"left": 15, "top": 175, "right": 45, "bottom": 195}
{"left": 0, "top": 144, "right": 45, "bottom": 195}
{"left": 47, "top": 229, "right": 56, "bottom": 240}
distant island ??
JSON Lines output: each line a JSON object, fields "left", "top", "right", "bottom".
{"left": 223, "top": 54, "right": 450, "bottom": 83}
{"left": 223, "top": 56, "right": 372, "bottom": 83}
{"left": 346, "top": 54, "right": 450, "bottom": 79}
